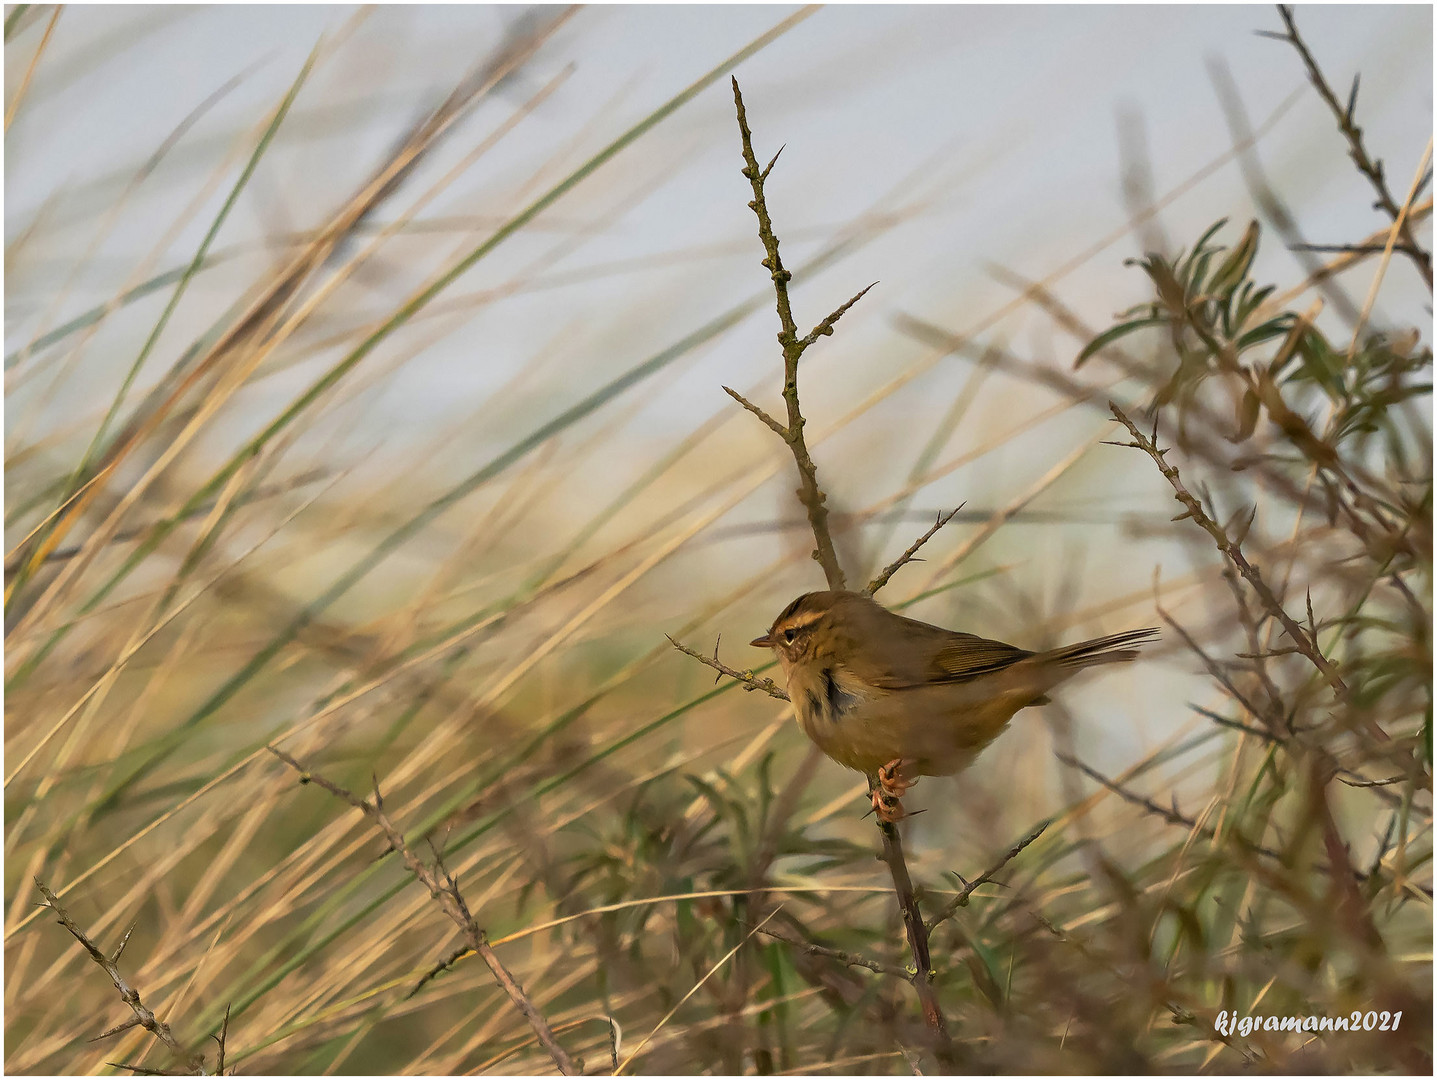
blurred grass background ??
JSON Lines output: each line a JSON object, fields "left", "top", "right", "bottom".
{"left": 4, "top": 4, "right": 1431, "bottom": 1074}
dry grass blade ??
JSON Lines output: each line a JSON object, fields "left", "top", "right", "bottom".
{"left": 615, "top": 907, "right": 782, "bottom": 1073}
{"left": 2, "top": 2, "right": 58, "bottom": 131}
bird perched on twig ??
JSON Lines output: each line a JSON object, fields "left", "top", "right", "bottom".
{"left": 750, "top": 591, "right": 1157, "bottom": 822}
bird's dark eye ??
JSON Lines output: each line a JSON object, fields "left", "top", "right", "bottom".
{"left": 783, "top": 628, "right": 796, "bottom": 644}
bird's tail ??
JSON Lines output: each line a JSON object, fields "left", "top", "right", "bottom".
{"left": 1049, "top": 627, "right": 1160, "bottom": 669}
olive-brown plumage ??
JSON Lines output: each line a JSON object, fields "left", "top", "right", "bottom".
{"left": 750, "top": 591, "right": 1157, "bottom": 818}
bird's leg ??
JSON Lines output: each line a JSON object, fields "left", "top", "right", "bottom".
{"left": 871, "top": 759, "right": 917, "bottom": 823}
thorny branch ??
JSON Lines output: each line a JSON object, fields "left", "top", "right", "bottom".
{"left": 710, "top": 79, "right": 953, "bottom": 1065}
{"left": 1057, "top": 753, "right": 1429, "bottom": 894}
{"left": 866, "top": 508, "right": 962, "bottom": 596}
{"left": 1108, "top": 403, "right": 1350, "bottom": 700}
{"left": 1109, "top": 403, "right": 1430, "bottom": 789}
{"left": 1268, "top": 5, "right": 1432, "bottom": 288}
{"left": 34, "top": 879, "right": 208, "bottom": 1075}
{"left": 266, "top": 747, "right": 580, "bottom": 1075}
{"left": 927, "top": 818, "right": 1052, "bottom": 932}
{"left": 665, "top": 634, "right": 789, "bottom": 699}
{"left": 751, "top": 923, "right": 911, "bottom": 979}
{"left": 728, "top": 76, "right": 865, "bottom": 592}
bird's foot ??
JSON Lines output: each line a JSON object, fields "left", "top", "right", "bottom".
{"left": 871, "top": 759, "right": 918, "bottom": 824}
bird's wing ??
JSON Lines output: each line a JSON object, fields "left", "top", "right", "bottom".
{"left": 928, "top": 632, "right": 1034, "bottom": 682}
{"left": 840, "top": 613, "right": 1033, "bottom": 690}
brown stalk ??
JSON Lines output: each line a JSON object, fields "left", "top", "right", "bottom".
{"left": 266, "top": 747, "right": 579, "bottom": 1075}
{"left": 927, "top": 818, "right": 1052, "bottom": 932}
{"left": 1270, "top": 5, "right": 1432, "bottom": 288}
{"left": 1108, "top": 402, "right": 1350, "bottom": 700}
{"left": 711, "top": 79, "right": 954, "bottom": 1063}
{"left": 726, "top": 77, "right": 865, "bottom": 592}
{"left": 34, "top": 880, "right": 208, "bottom": 1075}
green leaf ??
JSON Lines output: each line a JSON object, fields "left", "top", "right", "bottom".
{"left": 1207, "top": 219, "right": 1261, "bottom": 298}
{"left": 1178, "top": 218, "right": 1230, "bottom": 278}
{"left": 1075, "top": 316, "right": 1167, "bottom": 367}
{"left": 3, "top": 4, "right": 29, "bottom": 41}
{"left": 1234, "top": 318, "right": 1295, "bottom": 354}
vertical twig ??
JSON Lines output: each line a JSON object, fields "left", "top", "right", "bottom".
{"left": 725, "top": 79, "right": 953, "bottom": 1061}
{"left": 877, "top": 821, "right": 953, "bottom": 1053}
{"left": 727, "top": 77, "right": 872, "bottom": 591}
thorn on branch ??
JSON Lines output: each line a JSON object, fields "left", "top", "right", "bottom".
{"left": 666, "top": 634, "right": 788, "bottom": 699}
{"left": 866, "top": 506, "right": 962, "bottom": 595}
{"left": 801, "top": 282, "right": 878, "bottom": 348}
{"left": 90, "top": 1016, "right": 144, "bottom": 1043}
{"left": 111, "top": 922, "right": 137, "bottom": 966}
{"left": 927, "top": 819, "right": 1051, "bottom": 931}
{"left": 722, "top": 385, "right": 788, "bottom": 438}
{"left": 760, "top": 143, "right": 784, "bottom": 180}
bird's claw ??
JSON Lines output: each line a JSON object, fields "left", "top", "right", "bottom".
{"left": 872, "top": 759, "right": 918, "bottom": 823}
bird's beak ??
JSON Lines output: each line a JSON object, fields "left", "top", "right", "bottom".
{"left": 749, "top": 633, "right": 774, "bottom": 648}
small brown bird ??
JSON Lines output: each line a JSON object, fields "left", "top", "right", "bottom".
{"left": 750, "top": 590, "right": 1157, "bottom": 822}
